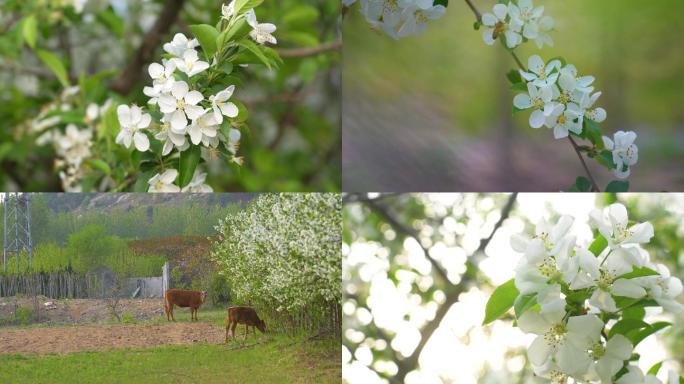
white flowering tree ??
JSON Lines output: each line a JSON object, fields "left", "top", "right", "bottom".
{"left": 0, "top": 0, "right": 340, "bottom": 191}
{"left": 484, "top": 202, "right": 683, "bottom": 383}
{"left": 211, "top": 193, "right": 341, "bottom": 330}
{"left": 343, "top": 0, "right": 638, "bottom": 192}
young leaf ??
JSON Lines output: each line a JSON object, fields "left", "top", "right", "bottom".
{"left": 85, "top": 159, "right": 112, "bottom": 175}
{"left": 628, "top": 322, "right": 671, "bottom": 347}
{"left": 513, "top": 294, "right": 537, "bottom": 318}
{"left": 22, "top": 14, "right": 38, "bottom": 49}
{"left": 588, "top": 234, "right": 607, "bottom": 256}
{"left": 434, "top": 0, "right": 448, "bottom": 6}
{"left": 238, "top": 39, "right": 273, "bottom": 69}
{"left": 619, "top": 266, "right": 660, "bottom": 279}
{"left": 596, "top": 150, "right": 617, "bottom": 170}
{"left": 647, "top": 361, "right": 663, "bottom": 376}
{"left": 178, "top": 145, "right": 201, "bottom": 188}
{"left": 483, "top": 278, "right": 519, "bottom": 325}
{"left": 606, "top": 180, "right": 629, "bottom": 192}
{"left": 569, "top": 176, "right": 592, "bottom": 192}
{"left": 506, "top": 69, "right": 522, "bottom": 85}
{"left": 608, "top": 318, "right": 649, "bottom": 339}
{"left": 234, "top": 0, "right": 264, "bottom": 15}
{"left": 190, "top": 24, "right": 219, "bottom": 58}
{"left": 36, "top": 49, "right": 70, "bottom": 87}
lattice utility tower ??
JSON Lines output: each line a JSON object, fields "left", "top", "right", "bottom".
{"left": 2, "top": 193, "right": 33, "bottom": 272}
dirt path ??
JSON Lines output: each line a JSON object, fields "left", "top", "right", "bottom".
{"left": 0, "top": 322, "right": 226, "bottom": 355}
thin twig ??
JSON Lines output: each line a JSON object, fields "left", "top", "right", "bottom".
{"left": 463, "top": 0, "right": 600, "bottom": 191}
{"left": 464, "top": 0, "right": 482, "bottom": 22}
{"left": 277, "top": 41, "right": 341, "bottom": 58}
{"left": 569, "top": 136, "right": 601, "bottom": 191}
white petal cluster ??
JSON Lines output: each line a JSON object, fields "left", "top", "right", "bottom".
{"left": 27, "top": 86, "right": 113, "bottom": 191}
{"left": 481, "top": 0, "right": 553, "bottom": 49}
{"left": 116, "top": 4, "right": 264, "bottom": 192}
{"left": 514, "top": 55, "right": 607, "bottom": 140}
{"left": 603, "top": 131, "right": 639, "bottom": 179}
{"left": 356, "top": 0, "right": 446, "bottom": 40}
{"left": 212, "top": 194, "right": 341, "bottom": 312}
{"left": 511, "top": 203, "right": 682, "bottom": 382}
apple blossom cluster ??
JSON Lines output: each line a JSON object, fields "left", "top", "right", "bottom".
{"left": 511, "top": 54, "right": 639, "bottom": 180}
{"left": 115, "top": 1, "right": 277, "bottom": 193}
{"left": 26, "top": 85, "right": 112, "bottom": 191}
{"left": 480, "top": 0, "right": 554, "bottom": 49}
{"left": 509, "top": 203, "right": 682, "bottom": 383}
{"left": 343, "top": 0, "right": 446, "bottom": 39}
{"left": 212, "top": 193, "right": 341, "bottom": 312}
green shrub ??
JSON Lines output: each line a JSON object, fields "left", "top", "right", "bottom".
{"left": 15, "top": 306, "right": 34, "bottom": 325}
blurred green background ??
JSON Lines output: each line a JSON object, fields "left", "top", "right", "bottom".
{"left": 342, "top": 0, "right": 684, "bottom": 192}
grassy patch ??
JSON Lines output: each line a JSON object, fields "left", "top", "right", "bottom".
{"left": 0, "top": 334, "right": 340, "bottom": 384}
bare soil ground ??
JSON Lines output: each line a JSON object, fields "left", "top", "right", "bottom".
{"left": 0, "top": 322, "right": 226, "bottom": 355}
{"left": 0, "top": 296, "right": 165, "bottom": 325}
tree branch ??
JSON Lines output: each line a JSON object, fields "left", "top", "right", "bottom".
{"left": 391, "top": 194, "right": 518, "bottom": 382}
{"left": 364, "top": 199, "right": 451, "bottom": 285}
{"left": 110, "top": 0, "right": 186, "bottom": 94}
{"left": 276, "top": 41, "right": 341, "bottom": 58}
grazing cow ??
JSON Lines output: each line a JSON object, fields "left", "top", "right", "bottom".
{"left": 226, "top": 306, "right": 266, "bottom": 342}
{"left": 164, "top": 289, "right": 207, "bottom": 321}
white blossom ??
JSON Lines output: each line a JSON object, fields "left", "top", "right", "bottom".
{"left": 603, "top": 131, "right": 639, "bottom": 179}
{"left": 180, "top": 170, "right": 213, "bottom": 192}
{"left": 172, "top": 49, "right": 210, "bottom": 77}
{"left": 246, "top": 9, "right": 277, "bottom": 45}
{"left": 163, "top": 33, "right": 200, "bottom": 57}
{"left": 157, "top": 81, "right": 205, "bottom": 132}
{"left": 116, "top": 104, "right": 151, "bottom": 152}
{"left": 210, "top": 85, "right": 239, "bottom": 124}
{"left": 147, "top": 169, "right": 181, "bottom": 192}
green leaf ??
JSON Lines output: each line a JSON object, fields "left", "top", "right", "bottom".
{"left": 178, "top": 146, "right": 201, "bottom": 188}
{"left": 483, "top": 278, "right": 519, "bottom": 325}
{"left": 569, "top": 176, "right": 592, "bottom": 192}
{"left": 588, "top": 234, "right": 607, "bottom": 256}
{"left": 584, "top": 119, "right": 603, "bottom": 149}
{"left": 36, "top": 49, "right": 69, "bottom": 87}
{"left": 513, "top": 294, "right": 537, "bottom": 318}
{"left": 596, "top": 150, "right": 616, "bottom": 170}
{"left": 96, "top": 9, "right": 124, "bottom": 38}
{"left": 234, "top": 0, "right": 264, "bottom": 15}
{"left": 629, "top": 322, "right": 671, "bottom": 347}
{"left": 22, "top": 15, "right": 37, "bottom": 49}
{"left": 622, "top": 306, "right": 645, "bottom": 320}
{"left": 238, "top": 39, "right": 273, "bottom": 69}
{"left": 435, "top": 0, "right": 448, "bottom": 6}
{"left": 85, "top": 159, "right": 111, "bottom": 175}
{"left": 506, "top": 70, "right": 522, "bottom": 85}
{"left": 647, "top": 361, "right": 663, "bottom": 376}
{"left": 608, "top": 318, "right": 649, "bottom": 339}
{"left": 190, "top": 24, "right": 219, "bottom": 58}
{"left": 619, "top": 266, "right": 660, "bottom": 279}
{"left": 606, "top": 180, "right": 629, "bottom": 192}
{"left": 216, "top": 19, "right": 248, "bottom": 50}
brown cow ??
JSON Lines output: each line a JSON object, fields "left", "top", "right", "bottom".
{"left": 164, "top": 289, "right": 207, "bottom": 321}
{"left": 225, "top": 306, "right": 266, "bottom": 342}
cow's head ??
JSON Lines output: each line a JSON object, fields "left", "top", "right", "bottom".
{"left": 257, "top": 319, "right": 266, "bottom": 333}
{"left": 200, "top": 291, "right": 207, "bottom": 303}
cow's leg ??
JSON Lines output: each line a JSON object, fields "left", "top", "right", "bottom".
{"left": 170, "top": 304, "right": 175, "bottom": 321}
{"left": 164, "top": 301, "right": 169, "bottom": 321}
{"left": 230, "top": 321, "right": 237, "bottom": 339}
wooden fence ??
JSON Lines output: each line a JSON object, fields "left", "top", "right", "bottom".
{"left": 0, "top": 271, "right": 102, "bottom": 299}
{"left": 254, "top": 301, "right": 341, "bottom": 338}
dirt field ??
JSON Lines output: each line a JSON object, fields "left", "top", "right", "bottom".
{"left": 0, "top": 322, "right": 227, "bottom": 355}
{"left": 0, "top": 296, "right": 165, "bottom": 325}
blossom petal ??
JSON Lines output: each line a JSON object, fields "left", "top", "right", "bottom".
{"left": 133, "top": 131, "right": 150, "bottom": 152}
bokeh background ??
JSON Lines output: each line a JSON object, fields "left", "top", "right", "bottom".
{"left": 342, "top": 0, "right": 684, "bottom": 191}
{"left": 0, "top": 0, "right": 340, "bottom": 191}
{"left": 343, "top": 193, "right": 684, "bottom": 383}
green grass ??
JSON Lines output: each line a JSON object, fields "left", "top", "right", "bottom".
{"left": 0, "top": 333, "right": 340, "bottom": 384}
